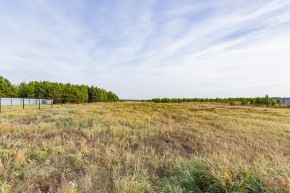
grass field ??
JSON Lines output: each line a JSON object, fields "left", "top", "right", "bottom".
{"left": 0, "top": 102, "right": 289, "bottom": 192}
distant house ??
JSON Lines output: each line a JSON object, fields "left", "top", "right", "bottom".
{"left": 270, "top": 97, "right": 290, "bottom": 104}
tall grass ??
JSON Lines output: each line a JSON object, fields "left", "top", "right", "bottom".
{"left": 158, "top": 158, "right": 288, "bottom": 193}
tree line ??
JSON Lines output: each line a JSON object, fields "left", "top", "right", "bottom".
{"left": 0, "top": 76, "right": 119, "bottom": 103}
{"left": 151, "top": 96, "right": 277, "bottom": 106}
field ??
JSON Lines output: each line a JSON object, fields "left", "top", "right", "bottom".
{"left": 0, "top": 102, "right": 289, "bottom": 192}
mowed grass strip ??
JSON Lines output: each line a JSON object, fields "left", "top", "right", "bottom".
{"left": 0, "top": 102, "right": 289, "bottom": 192}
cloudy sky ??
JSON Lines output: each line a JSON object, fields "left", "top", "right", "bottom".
{"left": 0, "top": 0, "right": 290, "bottom": 99}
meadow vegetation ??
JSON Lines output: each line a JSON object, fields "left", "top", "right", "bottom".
{"left": 0, "top": 102, "right": 289, "bottom": 192}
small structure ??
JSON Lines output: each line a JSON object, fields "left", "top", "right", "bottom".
{"left": 270, "top": 97, "right": 290, "bottom": 104}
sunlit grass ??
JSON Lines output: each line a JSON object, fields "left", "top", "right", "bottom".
{"left": 0, "top": 102, "right": 289, "bottom": 192}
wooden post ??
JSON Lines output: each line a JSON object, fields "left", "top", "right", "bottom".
{"left": 23, "top": 98, "right": 25, "bottom": 109}
{"left": 51, "top": 99, "right": 53, "bottom": 108}
{"left": 0, "top": 98, "right": 2, "bottom": 114}
{"left": 39, "top": 98, "right": 41, "bottom": 110}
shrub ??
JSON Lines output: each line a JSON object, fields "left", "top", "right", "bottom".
{"left": 229, "top": 100, "right": 235, "bottom": 106}
{"left": 271, "top": 101, "right": 277, "bottom": 106}
{"left": 276, "top": 100, "right": 281, "bottom": 107}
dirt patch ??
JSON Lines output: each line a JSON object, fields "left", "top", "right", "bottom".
{"left": 41, "top": 114, "right": 56, "bottom": 123}
{"left": 23, "top": 133, "right": 43, "bottom": 147}
{"left": 30, "top": 176, "right": 59, "bottom": 193}
{"left": 189, "top": 107, "right": 216, "bottom": 112}
{"left": 133, "top": 130, "right": 207, "bottom": 158}
{"left": 16, "top": 116, "right": 38, "bottom": 125}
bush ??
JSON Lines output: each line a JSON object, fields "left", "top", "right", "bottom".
{"left": 241, "top": 99, "right": 248, "bottom": 105}
{"left": 271, "top": 101, "right": 277, "bottom": 106}
{"left": 229, "top": 100, "right": 235, "bottom": 106}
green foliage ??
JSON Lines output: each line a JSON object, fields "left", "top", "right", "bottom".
{"left": 0, "top": 75, "right": 119, "bottom": 103}
{"left": 271, "top": 101, "right": 277, "bottom": 106}
{"left": 0, "top": 76, "right": 18, "bottom": 97}
{"left": 241, "top": 98, "right": 248, "bottom": 105}
{"left": 229, "top": 99, "right": 235, "bottom": 106}
{"left": 151, "top": 97, "right": 272, "bottom": 106}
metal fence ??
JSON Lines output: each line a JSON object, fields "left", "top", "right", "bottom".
{"left": 0, "top": 97, "right": 53, "bottom": 113}
{"left": 270, "top": 97, "right": 290, "bottom": 104}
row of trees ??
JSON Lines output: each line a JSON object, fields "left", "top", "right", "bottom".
{"left": 0, "top": 76, "right": 18, "bottom": 97}
{"left": 0, "top": 76, "right": 119, "bottom": 103}
{"left": 151, "top": 96, "right": 273, "bottom": 106}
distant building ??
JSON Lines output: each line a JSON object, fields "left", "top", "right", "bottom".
{"left": 270, "top": 97, "right": 290, "bottom": 104}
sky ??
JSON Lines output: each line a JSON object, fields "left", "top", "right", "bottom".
{"left": 0, "top": 0, "right": 290, "bottom": 99}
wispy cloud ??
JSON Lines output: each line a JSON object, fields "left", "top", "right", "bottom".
{"left": 0, "top": 0, "right": 289, "bottom": 98}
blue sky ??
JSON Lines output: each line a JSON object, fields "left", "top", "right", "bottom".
{"left": 1, "top": 0, "right": 290, "bottom": 99}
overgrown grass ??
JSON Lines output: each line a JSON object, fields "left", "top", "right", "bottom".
{"left": 0, "top": 102, "right": 289, "bottom": 192}
{"left": 158, "top": 158, "right": 288, "bottom": 193}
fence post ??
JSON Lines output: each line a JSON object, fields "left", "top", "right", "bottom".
{"left": 39, "top": 98, "right": 41, "bottom": 110}
{"left": 0, "top": 98, "right": 2, "bottom": 114}
{"left": 51, "top": 99, "right": 53, "bottom": 108}
{"left": 23, "top": 98, "right": 25, "bottom": 109}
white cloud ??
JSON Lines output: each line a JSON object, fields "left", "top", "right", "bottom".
{"left": 0, "top": 0, "right": 289, "bottom": 98}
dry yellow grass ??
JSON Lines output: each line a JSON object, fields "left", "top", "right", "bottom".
{"left": 0, "top": 102, "right": 289, "bottom": 192}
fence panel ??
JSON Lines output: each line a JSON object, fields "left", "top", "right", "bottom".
{"left": 0, "top": 98, "right": 52, "bottom": 106}
{"left": 0, "top": 97, "right": 53, "bottom": 113}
